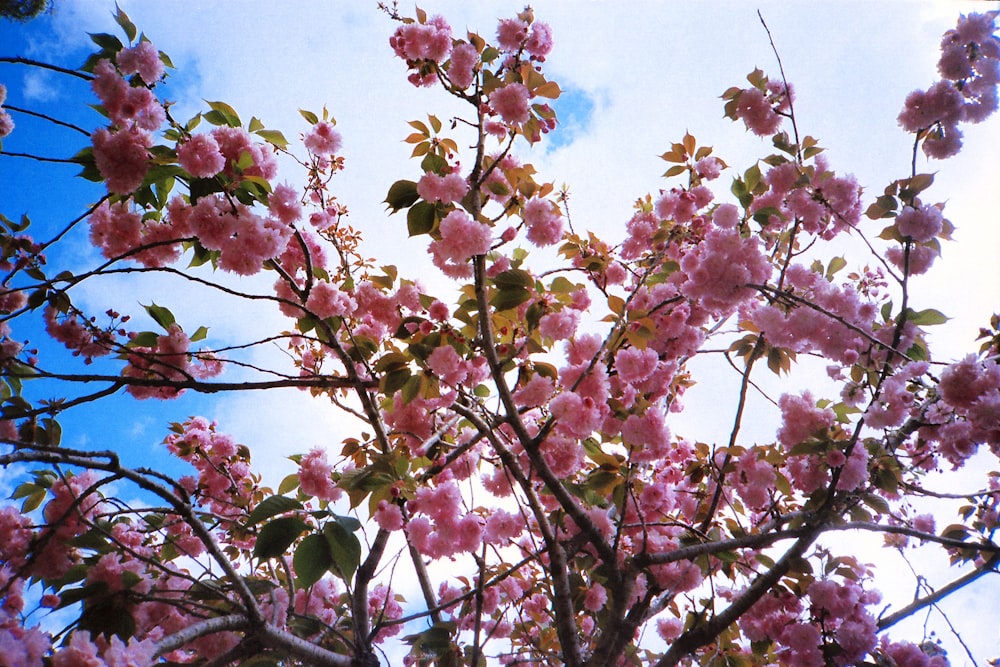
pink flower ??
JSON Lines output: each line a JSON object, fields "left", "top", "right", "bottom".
{"left": 496, "top": 17, "right": 529, "bottom": 51}
{"left": 539, "top": 310, "right": 578, "bottom": 341}
{"left": 116, "top": 41, "right": 164, "bottom": 85}
{"left": 712, "top": 203, "right": 740, "bottom": 229}
{"left": 0, "top": 109, "right": 12, "bottom": 139}
{"left": 886, "top": 243, "right": 937, "bottom": 275}
{"left": 621, "top": 408, "right": 671, "bottom": 463}
{"left": 584, "top": 583, "right": 607, "bottom": 612}
{"left": 777, "top": 392, "right": 834, "bottom": 447}
{"left": 513, "top": 373, "right": 554, "bottom": 408}
{"left": 374, "top": 500, "right": 404, "bottom": 532}
{"left": 695, "top": 156, "right": 723, "bottom": 180}
{"left": 484, "top": 509, "right": 523, "bottom": 544}
{"left": 304, "top": 121, "right": 342, "bottom": 157}
{"left": 489, "top": 83, "right": 530, "bottom": 125}
{"left": 525, "top": 22, "right": 554, "bottom": 59}
{"left": 52, "top": 631, "right": 103, "bottom": 667}
{"left": 550, "top": 391, "right": 602, "bottom": 439}
{"left": 92, "top": 127, "right": 151, "bottom": 194}
{"left": 212, "top": 126, "right": 278, "bottom": 181}
{"left": 268, "top": 183, "right": 303, "bottom": 224}
{"left": 733, "top": 450, "right": 776, "bottom": 510}
{"left": 657, "top": 617, "right": 683, "bottom": 642}
{"left": 735, "top": 87, "right": 782, "bottom": 136}
{"left": 429, "top": 210, "right": 492, "bottom": 277}
{"left": 427, "top": 343, "right": 468, "bottom": 386}
{"left": 390, "top": 15, "right": 453, "bottom": 62}
{"left": 615, "top": 347, "right": 659, "bottom": 385}
{"left": 940, "top": 354, "right": 995, "bottom": 409}
{"left": 417, "top": 172, "right": 468, "bottom": 204}
{"left": 298, "top": 448, "right": 341, "bottom": 502}
{"left": 305, "top": 281, "right": 356, "bottom": 320}
{"left": 912, "top": 513, "right": 936, "bottom": 535}
{"left": 898, "top": 80, "right": 965, "bottom": 132}
{"left": 88, "top": 201, "right": 142, "bottom": 259}
{"left": 921, "top": 122, "right": 963, "bottom": 158}
{"left": 178, "top": 133, "right": 225, "bottom": 178}
{"left": 448, "top": 42, "right": 478, "bottom": 88}
{"left": 522, "top": 197, "right": 563, "bottom": 246}
{"left": 679, "top": 227, "right": 771, "bottom": 314}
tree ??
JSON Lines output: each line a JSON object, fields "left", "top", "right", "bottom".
{"left": 0, "top": 4, "right": 999, "bottom": 666}
{"left": 0, "top": 0, "right": 49, "bottom": 22}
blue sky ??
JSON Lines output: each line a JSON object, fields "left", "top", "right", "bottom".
{"left": 2, "top": 1, "right": 1000, "bottom": 662}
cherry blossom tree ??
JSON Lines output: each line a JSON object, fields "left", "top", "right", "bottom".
{"left": 1, "top": 5, "right": 999, "bottom": 666}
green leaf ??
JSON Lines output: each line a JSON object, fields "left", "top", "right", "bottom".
{"left": 323, "top": 521, "right": 361, "bottom": 580}
{"left": 492, "top": 268, "right": 535, "bottom": 289}
{"left": 299, "top": 109, "right": 320, "bottom": 125}
{"left": 906, "top": 308, "right": 949, "bottom": 326}
{"left": 826, "top": 256, "right": 847, "bottom": 280}
{"left": 253, "top": 516, "right": 308, "bottom": 559}
{"left": 143, "top": 303, "right": 176, "bottom": 330}
{"left": 278, "top": 473, "right": 300, "bottom": 495}
{"left": 256, "top": 129, "right": 289, "bottom": 149}
{"left": 190, "top": 326, "right": 209, "bottom": 342}
{"left": 384, "top": 180, "right": 420, "bottom": 213}
{"left": 407, "top": 201, "right": 436, "bottom": 237}
{"left": 490, "top": 286, "right": 532, "bottom": 311}
{"left": 333, "top": 514, "right": 362, "bottom": 533}
{"left": 420, "top": 152, "right": 448, "bottom": 175}
{"left": 89, "top": 32, "right": 123, "bottom": 52}
{"left": 114, "top": 5, "right": 138, "bottom": 42}
{"left": 293, "top": 533, "right": 334, "bottom": 589}
{"left": 205, "top": 100, "right": 242, "bottom": 127}
{"left": 246, "top": 495, "right": 304, "bottom": 526}
{"left": 128, "top": 331, "right": 159, "bottom": 348}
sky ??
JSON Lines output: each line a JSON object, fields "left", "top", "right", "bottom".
{"left": 2, "top": 0, "right": 1000, "bottom": 663}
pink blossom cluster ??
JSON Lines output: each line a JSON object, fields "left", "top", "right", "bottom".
{"left": 447, "top": 42, "right": 478, "bottom": 89}
{"left": 44, "top": 306, "right": 117, "bottom": 361}
{"left": 426, "top": 342, "right": 489, "bottom": 387}
{"left": 916, "top": 355, "right": 1000, "bottom": 467}
{"left": 164, "top": 192, "right": 293, "bottom": 275}
{"left": 876, "top": 638, "right": 950, "bottom": 667}
{"left": 35, "top": 471, "right": 103, "bottom": 580}
{"left": 750, "top": 156, "right": 862, "bottom": 239}
{"left": 116, "top": 41, "right": 165, "bottom": 85}
{"left": 303, "top": 120, "right": 342, "bottom": 158}
{"left": 496, "top": 15, "right": 554, "bottom": 60}
{"left": 298, "top": 447, "right": 341, "bottom": 502}
{"left": 734, "top": 79, "right": 793, "bottom": 137}
{"left": 750, "top": 263, "right": 877, "bottom": 366}
{"left": 406, "top": 480, "right": 484, "bottom": 558}
{"left": 627, "top": 284, "right": 708, "bottom": 361}
{"left": 895, "top": 203, "right": 944, "bottom": 243}
{"left": 417, "top": 171, "right": 467, "bottom": 204}
{"left": 899, "top": 12, "right": 1000, "bottom": 158}
{"left": 739, "top": 574, "right": 879, "bottom": 667}
{"left": 489, "top": 82, "right": 530, "bottom": 125}
{"left": 164, "top": 416, "right": 256, "bottom": 523}
{"left": 732, "top": 450, "right": 776, "bottom": 510}
{"left": 390, "top": 14, "right": 452, "bottom": 86}
{"left": 122, "top": 324, "right": 222, "bottom": 400}
{"left": 428, "top": 210, "right": 493, "bottom": 278}
{"left": 0, "top": 83, "right": 14, "bottom": 138}
{"left": 89, "top": 200, "right": 194, "bottom": 268}
{"left": 89, "top": 53, "right": 166, "bottom": 194}
{"left": 0, "top": 569, "right": 50, "bottom": 667}
{"left": 678, "top": 227, "right": 772, "bottom": 315}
